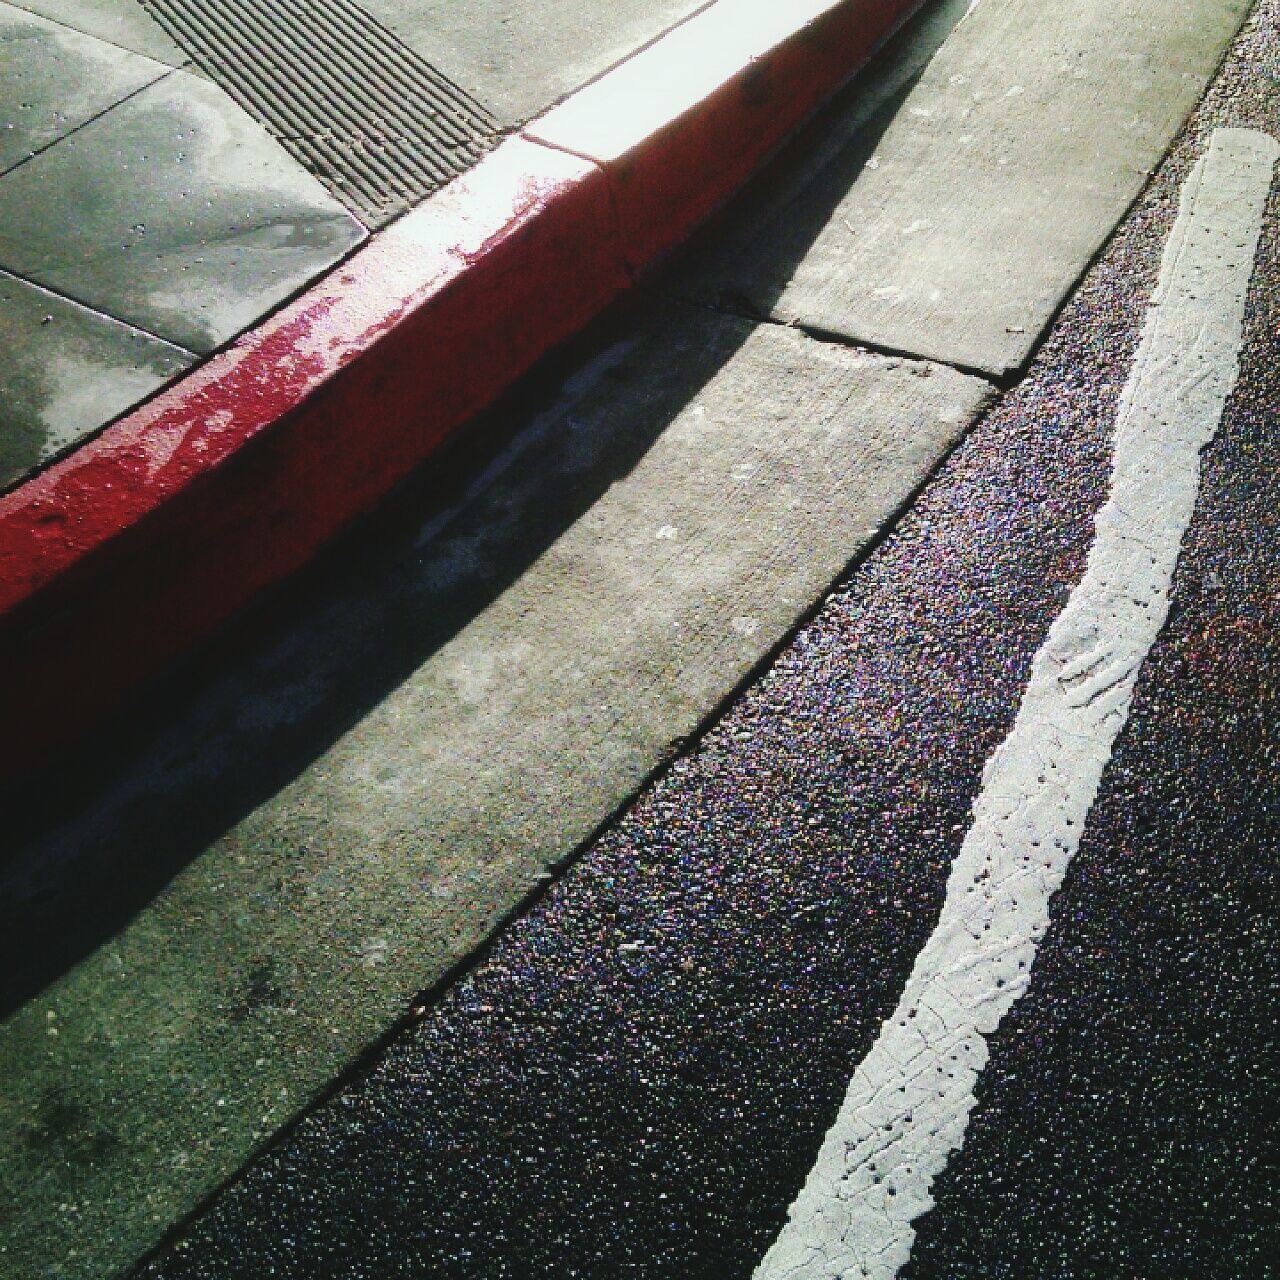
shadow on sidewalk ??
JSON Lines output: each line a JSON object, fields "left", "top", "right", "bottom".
{"left": 0, "top": 0, "right": 968, "bottom": 1018}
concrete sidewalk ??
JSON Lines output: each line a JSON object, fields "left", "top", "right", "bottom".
{"left": 0, "top": 1, "right": 1260, "bottom": 1277}
{"left": 0, "top": 0, "right": 924, "bottom": 785}
{"left": 0, "top": 0, "right": 704, "bottom": 490}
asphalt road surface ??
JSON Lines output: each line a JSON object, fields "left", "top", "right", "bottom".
{"left": 127, "top": 5, "right": 1280, "bottom": 1279}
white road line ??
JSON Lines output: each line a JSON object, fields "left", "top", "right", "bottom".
{"left": 755, "top": 126, "right": 1278, "bottom": 1280}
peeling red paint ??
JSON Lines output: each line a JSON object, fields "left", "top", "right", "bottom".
{"left": 0, "top": 137, "right": 625, "bottom": 775}
{"left": 0, "top": 0, "right": 922, "bottom": 778}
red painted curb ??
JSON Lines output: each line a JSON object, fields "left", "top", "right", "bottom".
{"left": 0, "top": 140, "right": 624, "bottom": 775}
{"left": 528, "top": 0, "right": 922, "bottom": 267}
{"left": 0, "top": 0, "right": 921, "bottom": 777}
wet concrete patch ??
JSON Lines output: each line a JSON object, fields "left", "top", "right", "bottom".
{"left": 8, "top": 0, "right": 188, "bottom": 66}
{"left": 0, "top": 2, "right": 169, "bottom": 175}
{"left": 0, "top": 69, "right": 365, "bottom": 352}
{"left": 0, "top": 268, "right": 193, "bottom": 491}
{"left": 143, "top": 0, "right": 499, "bottom": 226}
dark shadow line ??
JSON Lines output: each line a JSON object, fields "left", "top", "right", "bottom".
{"left": 0, "top": 0, "right": 955, "bottom": 1021}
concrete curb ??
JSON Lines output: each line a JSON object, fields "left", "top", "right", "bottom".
{"left": 0, "top": 0, "right": 920, "bottom": 776}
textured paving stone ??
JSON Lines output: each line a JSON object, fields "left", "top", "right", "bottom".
{"left": 139, "top": 0, "right": 500, "bottom": 227}
{"left": 0, "top": 69, "right": 365, "bottom": 352}
{"left": 0, "top": 2, "right": 168, "bottom": 175}
{"left": 0, "top": 268, "right": 192, "bottom": 491}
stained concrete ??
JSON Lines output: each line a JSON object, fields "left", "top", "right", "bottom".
{"left": 8, "top": 0, "right": 189, "bottom": 66}
{"left": 361, "top": 0, "right": 706, "bottom": 126}
{"left": 0, "top": 1, "right": 1259, "bottom": 1275}
{"left": 136, "top": 0, "right": 500, "bottom": 228}
{"left": 0, "top": 69, "right": 365, "bottom": 352}
{"left": 124, "top": 6, "right": 1280, "bottom": 1271}
{"left": 0, "top": 303, "right": 990, "bottom": 1280}
{"left": 0, "top": 2, "right": 168, "bottom": 175}
{"left": 677, "top": 0, "right": 1253, "bottom": 376}
{"left": 0, "top": 268, "right": 193, "bottom": 491}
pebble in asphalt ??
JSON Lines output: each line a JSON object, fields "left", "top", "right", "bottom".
{"left": 127, "top": 2, "right": 1280, "bottom": 1276}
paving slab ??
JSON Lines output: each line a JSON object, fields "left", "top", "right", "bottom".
{"left": 0, "top": 269, "right": 193, "bottom": 492}
{"left": 9, "top": 0, "right": 188, "bottom": 66}
{"left": 0, "top": 301, "right": 991, "bottom": 1280}
{"left": 0, "top": 2, "right": 169, "bottom": 175}
{"left": 125, "top": 4, "right": 1280, "bottom": 1269}
{"left": 677, "top": 0, "right": 1253, "bottom": 376}
{"left": 361, "top": 0, "right": 707, "bottom": 127}
{"left": 0, "top": 69, "right": 366, "bottom": 353}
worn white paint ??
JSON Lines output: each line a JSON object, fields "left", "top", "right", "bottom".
{"left": 755, "top": 127, "right": 1278, "bottom": 1280}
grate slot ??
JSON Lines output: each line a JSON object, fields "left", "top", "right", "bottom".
{"left": 142, "top": 0, "right": 501, "bottom": 226}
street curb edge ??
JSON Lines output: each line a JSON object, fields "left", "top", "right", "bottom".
{"left": 0, "top": 0, "right": 921, "bottom": 776}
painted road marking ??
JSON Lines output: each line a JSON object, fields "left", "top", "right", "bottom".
{"left": 754, "top": 126, "right": 1278, "bottom": 1280}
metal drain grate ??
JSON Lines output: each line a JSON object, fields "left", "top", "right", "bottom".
{"left": 141, "top": 0, "right": 500, "bottom": 226}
